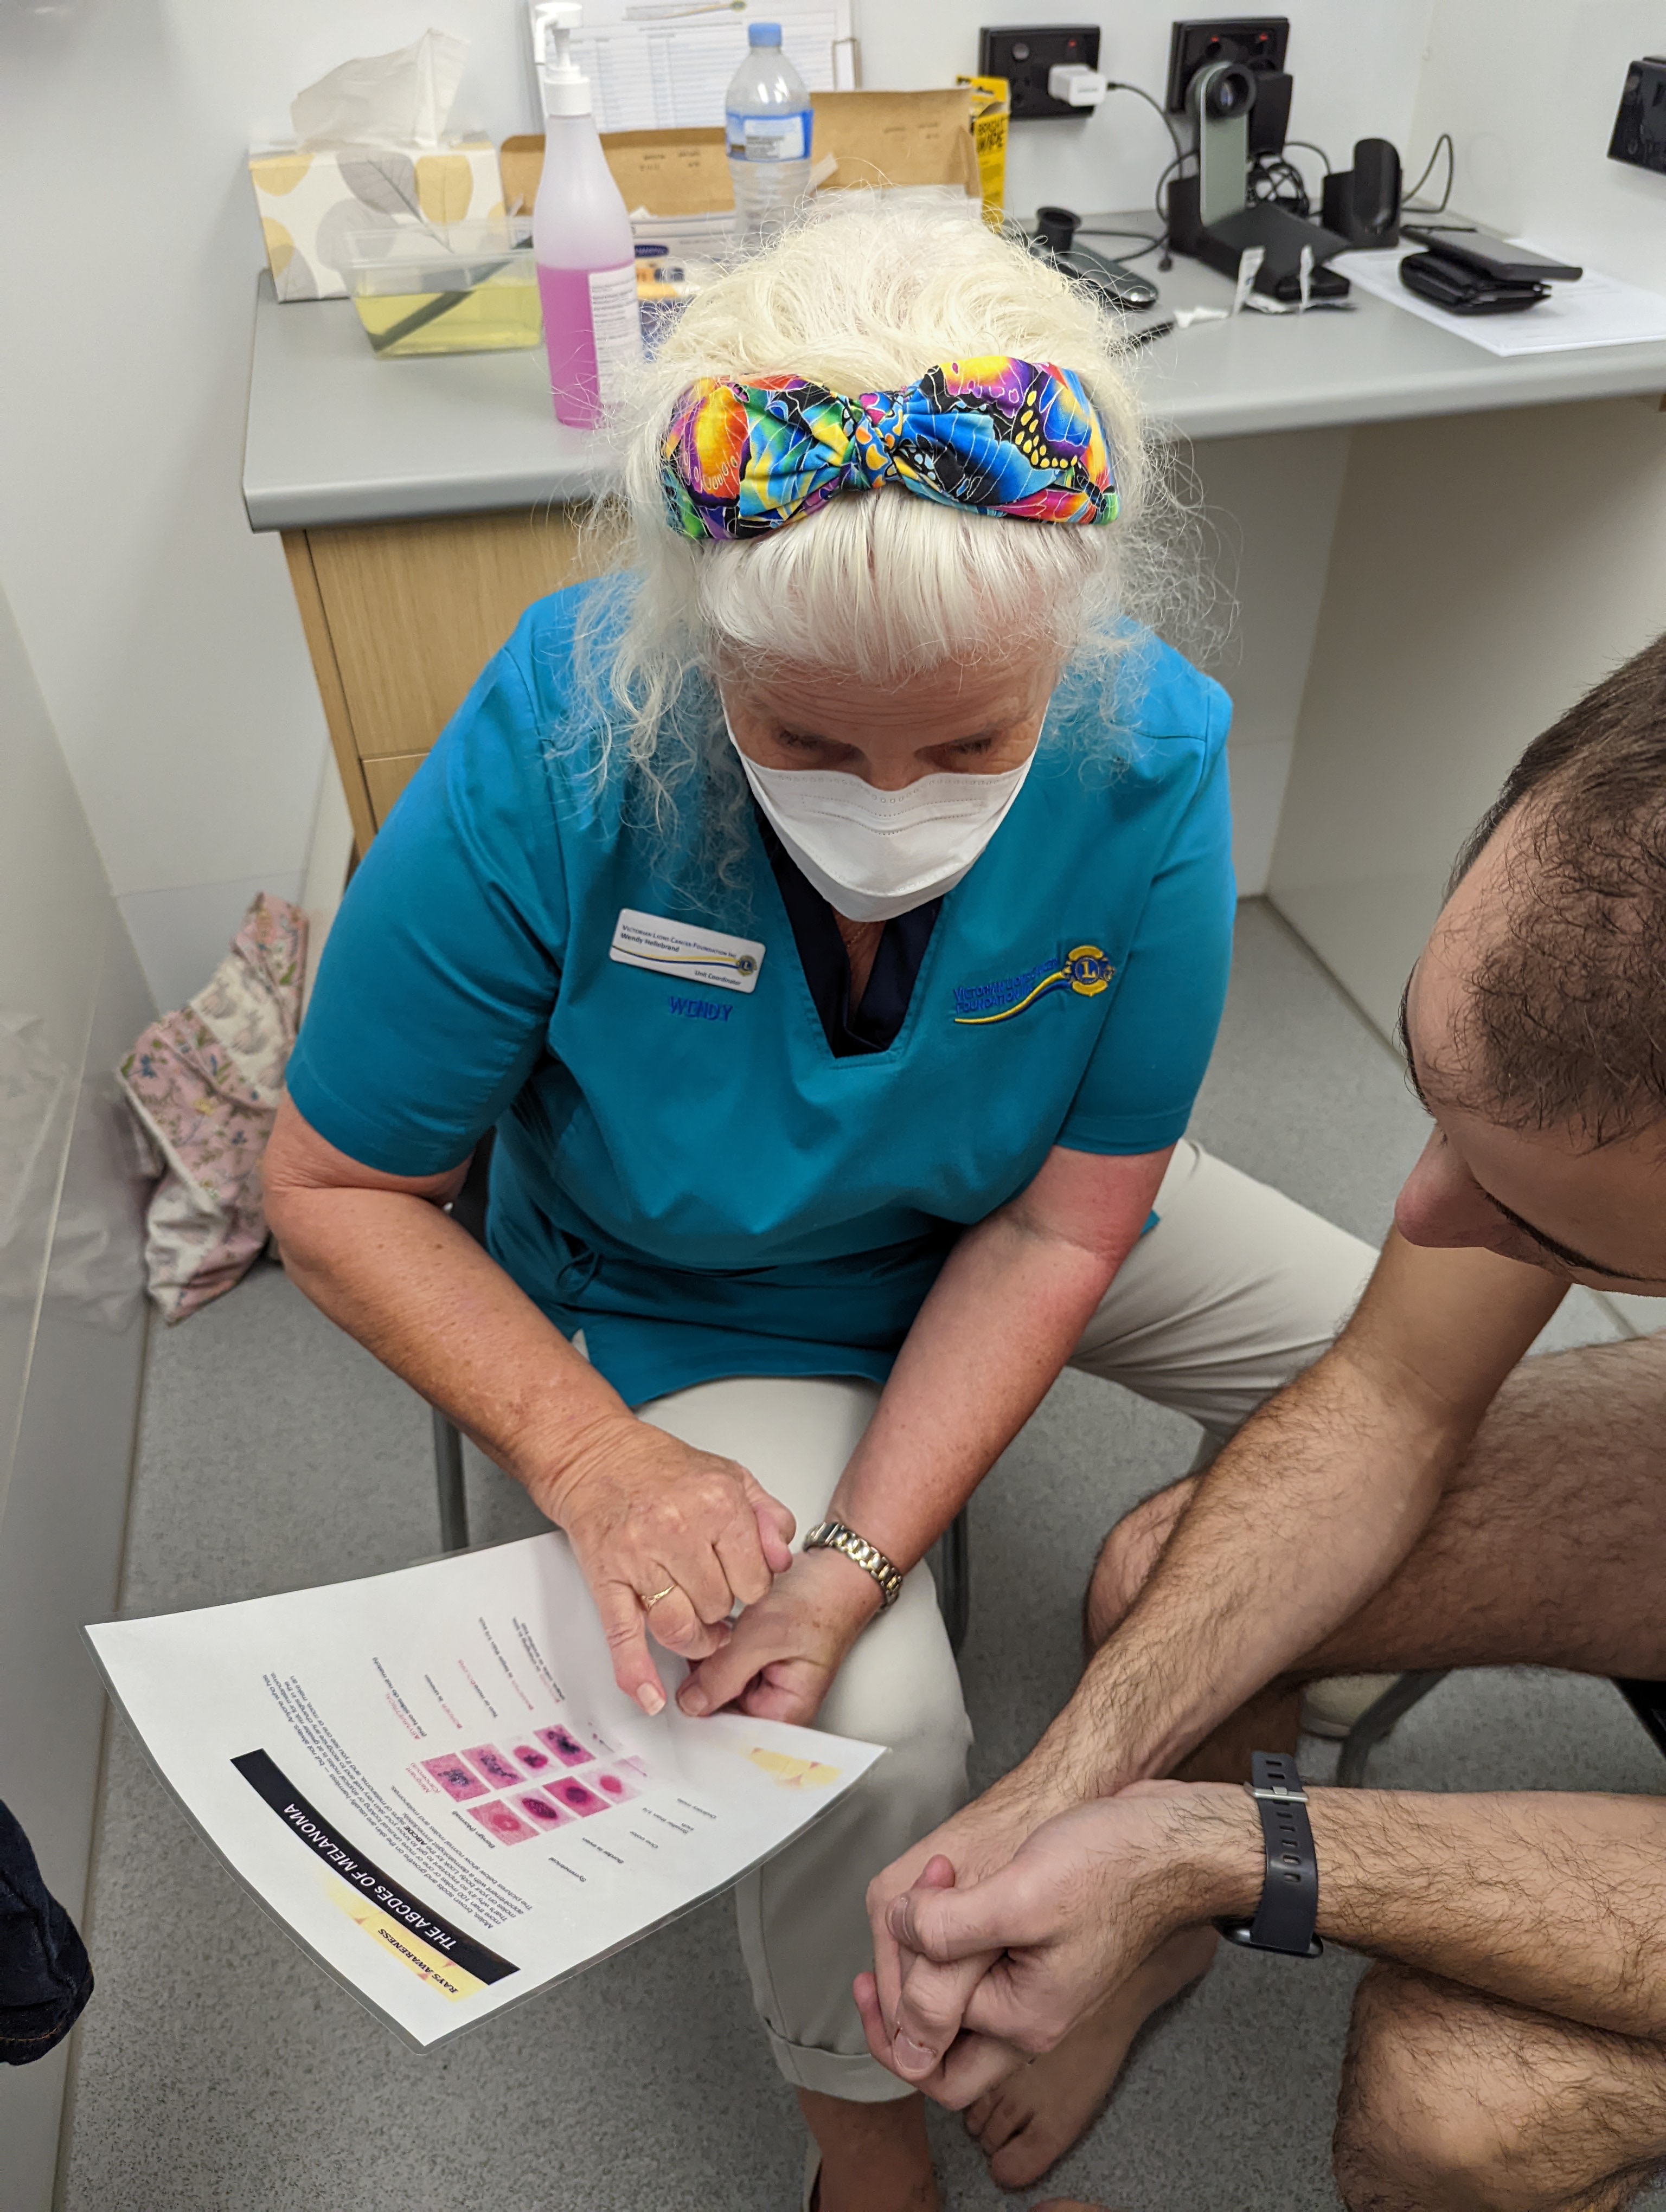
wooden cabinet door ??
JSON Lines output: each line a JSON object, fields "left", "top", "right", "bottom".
{"left": 285, "top": 507, "right": 612, "bottom": 848}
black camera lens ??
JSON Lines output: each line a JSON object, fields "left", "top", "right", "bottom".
{"left": 1203, "top": 62, "right": 1256, "bottom": 120}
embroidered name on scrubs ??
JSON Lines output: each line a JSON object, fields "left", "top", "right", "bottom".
{"left": 952, "top": 944, "right": 1113, "bottom": 1025}
{"left": 668, "top": 994, "right": 734, "bottom": 1023}
{"left": 610, "top": 909, "right": 765, "bottom": 993}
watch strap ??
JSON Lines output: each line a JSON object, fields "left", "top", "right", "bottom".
{"left": 801, "top": 1520, "right": 904, "bottom": 1609}
{"left": 1214, "top": 1751, "right": 1323, "bottom": 1958}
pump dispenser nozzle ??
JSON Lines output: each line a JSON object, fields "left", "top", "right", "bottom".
{"left": 530, "top": 0, "right": 591, "bottom": 118}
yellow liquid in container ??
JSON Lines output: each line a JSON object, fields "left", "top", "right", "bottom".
{"left": 351, "top": 279, "right": 543, "bottom": 357}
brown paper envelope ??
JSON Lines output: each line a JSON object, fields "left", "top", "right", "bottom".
{"left": 501, "top": 87, "right": 977, "bottom": 219}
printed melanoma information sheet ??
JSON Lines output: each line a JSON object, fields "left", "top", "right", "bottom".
{"left": 87, "top": 1535, "right": 881, "bottom": 2049}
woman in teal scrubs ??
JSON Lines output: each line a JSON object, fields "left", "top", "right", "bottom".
{"left": 266, "top": 200, "right": 1372, "bottom": 2208}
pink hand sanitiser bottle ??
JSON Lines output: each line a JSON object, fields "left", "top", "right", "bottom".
{"left": 530, "top": 1, "right": 643, "bottom": 428}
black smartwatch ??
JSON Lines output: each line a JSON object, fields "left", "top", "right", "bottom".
{"left": 1213, "top": 1751, "right": 1323, "bottom": 1958}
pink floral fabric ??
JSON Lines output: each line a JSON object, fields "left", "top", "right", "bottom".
{"left": 119, "top": 894, "right": 306, "bottom": 1322}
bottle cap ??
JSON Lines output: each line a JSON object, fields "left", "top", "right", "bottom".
{"left": 747, "top": 21, "right": 782, "bottom": 44}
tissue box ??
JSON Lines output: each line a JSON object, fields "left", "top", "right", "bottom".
{"left": 248, "top": 138, "right": 504, "bottom": 301}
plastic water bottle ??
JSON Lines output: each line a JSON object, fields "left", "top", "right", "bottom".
{"left": 531, "top": 0, "right": 643, "bottom": 428}
{"left": 724, "top": 23, "right": 813, "bottom": 253}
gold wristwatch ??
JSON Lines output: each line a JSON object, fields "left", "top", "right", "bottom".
{"left": 802, "top": 1520, "right": 905, "bottom": 1609}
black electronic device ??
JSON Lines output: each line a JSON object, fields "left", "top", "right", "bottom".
{"left": 1164, "top": 18, "right": 1349, "bottom": 301}
{"left": 1030, "top": 208, "right": 1161, "bottom": 311}
{"left": 1400, "top": 224, "right": 1582, "bottom": 284}
{"left": 977, "top": 25, "right": 1100, "bottom": 120}
{"left": 1165, "top": 18, "right": 1288, "bottom": 112}
{"left": 1399, "top": 250, "right": 1549, "bottom": 316}
{"left": 1609, "top": 55, "right": 1666, "bottom": 176}
{"left": 1165, "top": 18, "right": 1290, "bottom": 154}
{"left": 1321, "top": 138, "right": 1402, "bottom": 248}
{"left": 1182, "top": 194, "right": 1350, "bottom": 299}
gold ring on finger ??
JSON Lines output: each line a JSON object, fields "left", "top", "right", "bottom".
{"left": 640, "top": 1583, "right": 677, "bottom": 1610}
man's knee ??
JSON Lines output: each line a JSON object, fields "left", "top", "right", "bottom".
{"left": 1085, "top": 1477, "right": 1197, "bottom": 1650}
{"left": 1334, "top": 1963, "right": 1620, "bottom": 2212}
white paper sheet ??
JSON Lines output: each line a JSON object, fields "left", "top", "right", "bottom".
{"left": 87, "top": 1534, "right": 882, "bottom": 2050}
{"left": 560, "top": 1, "right": 856, "bottom": 134}
{"left": 1334, "top": 242, "right": 1666, "bottom": 356}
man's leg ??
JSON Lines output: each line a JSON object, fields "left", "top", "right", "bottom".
{"left": 976, "top": 1254, "right": 1666, "bottom": 2184}
{"left": 965, "top": 1141, "right": 1376, "bottom": 2185}
{"left": 1334, "top": 1963, "right": 1666, "bottom": 2212}
{"left": 1022, "top": 1332, "right": 1666, "bottom": 2205}
{"left": 1029, "top": 1959, "right": 1666, "bottom": 2212}
{"left": 1091, "top": 1328, "right": 1666, "bottom": 1692}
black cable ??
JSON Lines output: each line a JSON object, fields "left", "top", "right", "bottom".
{"left": 1283, "top": 138, "right": 1332, "bottom": 176}
{"left": 1247, "top": 152, "right": 1310, "bottom": 216}
{"left": 1151, "top": 151, "right": 1188, "bottom": 269}
{"left": 1402, "top": 129, "right": 1455, "bottom": 213}
{"left": 1075, "top": 223, "right": 1167, "bottom": 262}
{"left": 1103, "top": 79, "right": 1188, "bottom": 173}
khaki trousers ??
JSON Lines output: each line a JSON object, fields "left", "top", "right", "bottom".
{"left": 637, "top": 1139, "right": 1376, "bottom": 2101}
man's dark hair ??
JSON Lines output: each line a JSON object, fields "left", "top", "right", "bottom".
{"left": 1438, "top": 631, "right": 1666, "bottom": 1146}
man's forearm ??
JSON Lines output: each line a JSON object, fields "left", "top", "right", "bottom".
{"left": 1178, "top": 1784, "right": 1666, "bottom": 2041}
{"left": 1039, "top": 1338, "right": 1458, "bottom": 1792}
{"left": 1016, "top": 1239, "right": 1566, "bottom": 1805}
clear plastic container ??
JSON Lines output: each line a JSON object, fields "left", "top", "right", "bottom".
{"left": 724, "top": 23, "right": 813, "bottom": 253}
{"left": 342, "top": 221, "right": 541, "bottom": 357}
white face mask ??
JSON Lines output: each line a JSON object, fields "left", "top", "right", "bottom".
{"left": 724, "top": 709, "right": 1041, "bottom": 924}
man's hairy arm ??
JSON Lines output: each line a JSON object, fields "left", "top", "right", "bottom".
{"left": 1010, "top": 1232, "right": 1560, "bottom": 1806}
{"left": 871, "top": 1783, "right": 1666, "bottom": 2101}
{"left": 865, "top": 1233, "right": 1564, "bottom": 2042}
{"left": 1312, "top": 1787, "right": 1666, "bottom": 2036}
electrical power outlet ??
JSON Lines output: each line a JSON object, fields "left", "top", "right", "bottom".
{"left": 1609, "top": 55, "right": 1666, "bottom": 176}
{"left": 1164, "top": 16, "right": 1290, "bottom": 112}
{"left": 978, "top": 25, "right": 1101, "bottom": 120}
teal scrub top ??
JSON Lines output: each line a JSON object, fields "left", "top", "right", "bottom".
{"left": 287, "top": 581, "right": 1235, "bottom": 1407}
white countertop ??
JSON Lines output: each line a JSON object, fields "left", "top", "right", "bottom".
{"left": 242, "top": 250, "right": 1666, "bottom": 532}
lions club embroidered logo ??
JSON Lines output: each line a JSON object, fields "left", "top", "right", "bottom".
{"left": 952, "top": 945, "right": 1114, "bottom": 1026}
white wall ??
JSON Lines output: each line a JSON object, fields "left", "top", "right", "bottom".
{"left": 1407, "top": 0, "right": 1666, "bottom": 291}
{"left": 0, "top": 588, "right": 154, "bottom": 2212}
{"left": 0, "top": 1, "right": 1439, "bottom": 1008}
{"left": 1270, "top": 0, "right": 1666, "bottom": 1025}
{"left": 0, "top": 2, "right": 532, "bottom": 1015}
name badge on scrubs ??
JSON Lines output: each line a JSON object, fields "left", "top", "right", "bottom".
{"left": 609, "top": 909, "right": 765, "bottom": 994}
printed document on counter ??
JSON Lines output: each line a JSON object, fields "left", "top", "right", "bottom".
{"left": 87, "top": 1535, "right": 882, "bottom": 2050}
{"left": 567, "top": 0, "right": 855, "bottom": 134}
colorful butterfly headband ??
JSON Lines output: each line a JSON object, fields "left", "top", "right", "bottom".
{"left": 659, "top": 355, "right": 1118, "bottom": 542}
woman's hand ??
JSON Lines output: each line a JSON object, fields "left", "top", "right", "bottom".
{"left": 533, "top": 1414, "right": 796, "bottom": 1715}
{"left": 675, "top": 1547, "right": 885, "bottom": 1726}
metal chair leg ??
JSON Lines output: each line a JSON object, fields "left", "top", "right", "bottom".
{"left": 935, "top": 1507, "right": 971, "bottom": 1657}
{"left": 1335, "top": 1669, "right": 1449, "bottom": 1787}
{"left": 433, "top": 1407, "right": 471, "bottom": 1554}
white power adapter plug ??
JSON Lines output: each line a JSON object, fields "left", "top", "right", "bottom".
{"left": 1047, "top": 62, "right": 1107, "bottom": 107}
